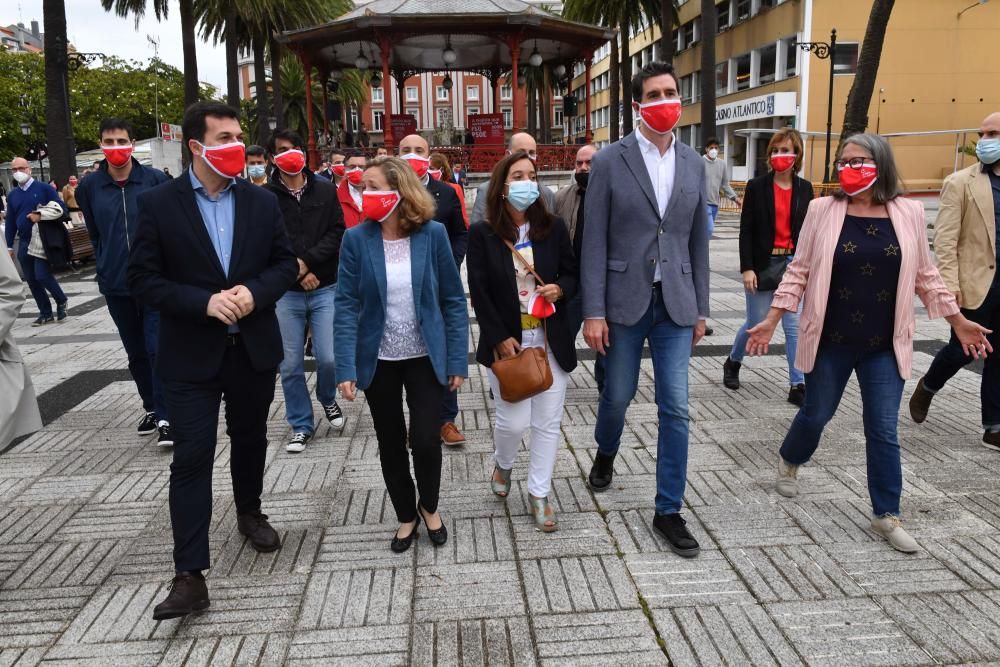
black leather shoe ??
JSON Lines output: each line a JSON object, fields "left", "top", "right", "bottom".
{"left": 391, "top": 515, "right": 420, "bottom": 553}
{"left": 418, "top": 505, "right": 448, "bottom": 546}
{"left": 704, "top": 325, "right": 714, "bottom": 336}
{"left": 237, "top": 512, "right": 281, "bottom": 552}
{"left": 722, "top": 357, "right": 741, "bottom": 390}
{"left": 909, "top": 377, "right": 935, "bottom": 424}
{"left": 152, "top": 572, "right": 210, "bottom": 620}
{"left": 588, "top": 451, "right": 616, "bottom": 492}
{"left": 652, "top": 513, "right": 700, "bottom": 558}
{"left": 983, "top": 430, "right": 1000, "bottom": 452}
{"left": 787, "top": 384, "right": 805, "bottom": 407}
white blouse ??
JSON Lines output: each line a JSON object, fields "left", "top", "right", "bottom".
{"left": 378, "top": 237, "right": 429, "bottom": 361}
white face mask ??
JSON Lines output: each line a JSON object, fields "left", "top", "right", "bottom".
{"left": 12, "top": 171, "right": 29, "bottom": 184}
{"left": 707, "top": 148, "right": 719, "bottom": 160}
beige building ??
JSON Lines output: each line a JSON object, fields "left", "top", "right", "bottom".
{"left": 570, "top": 0, "right": 1000, "bottom": 187}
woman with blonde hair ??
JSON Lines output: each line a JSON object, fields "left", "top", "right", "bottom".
{"left": 334, "top": 156, "right": 469, "bottom": 553}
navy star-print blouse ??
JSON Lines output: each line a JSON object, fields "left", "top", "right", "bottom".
{"left": 821, "top": 214, "right": 901, "bottom": 351}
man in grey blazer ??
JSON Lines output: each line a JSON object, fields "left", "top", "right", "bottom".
{"left": 469, "top": 132, "right": 555, "bottom": 227}
{"left": 581, "top": 62, "right": 710, "bottom": 557}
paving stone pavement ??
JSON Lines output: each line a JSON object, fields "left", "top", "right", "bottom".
{"left": 3, "top": 213, "right": 995, "bottom": 666}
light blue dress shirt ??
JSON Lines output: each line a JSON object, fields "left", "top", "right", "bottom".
{"left": 189, "top": 168, "right": 238, "bottom": 331}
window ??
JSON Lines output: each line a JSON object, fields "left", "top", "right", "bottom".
{"left": 783, "top": 37, "right": 798, "bottom": 76}
{"left": 406, "top": 108, "right": 420, "bottom": 126}
{"left": 501, "top": 107, "right": 513, "bottom": 129}
{"left": 680, "top": 74, "right": 693, "bottom": 104}
{"left": 717, "top": 1, "right": 730, "bottom": 30}
{"left": 371, "top": 87, "right": 384, "bottom": 103}
{"left": 466, "top": 85, "right": 479, "bottom": 101}
{"left": 501, "top": 84, "right": 512, "bottom": 100}
{"left": 715, "top": 61, "right": 729, "bottom": 96}
{"left": 735, "top": 53, "right": 751, "bottom": 91}
{"left": 436, "top": 85, "right": 449, "bottom": 101}
{"left": 691, "top": 71, "right": 700, "bottom": 103}
{"left": 759, "top": 43, "right": 777, "bottom": 84}
{"left": 436, "top": 108, "right": 452, "bottom": 126}
{"left": 349, "top": 109, "right": 359, "bottom": 132}
{"left": 673, "top": 28, "right": 681, "bottom": 52}
{"left": 760, "top": 0, "right": 778, "bottom": 7}
{"left": 553, "top": 108, "right": 564, "bottom": 127}
{"left": 372, "top": 110, "right": 383, "bottom": 131}
{"left": 833, "top": 43, "right": 859, "bottom": 74}
{"left": 405, "top": 86, "right": 418, "bottom": 102}
{"left": 681, "top": 21, "right": 695, "bottom": 49}
{"left": 467, "top": 107, "right": 479, "bottom": 117}
{"left": 735, "top": 0, "right": 751, "bottom": 21}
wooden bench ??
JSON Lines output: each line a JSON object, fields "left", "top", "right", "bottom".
{"left": 67, "top": 227, "right": 94, "bottom": 263}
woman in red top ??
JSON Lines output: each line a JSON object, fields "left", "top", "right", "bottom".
{"left": 723, "top": 128, "right": 814, "bottom": 405}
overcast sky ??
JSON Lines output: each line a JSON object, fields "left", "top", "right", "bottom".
{"left": 11, "top": 0, "right": 229, "bottom": 92}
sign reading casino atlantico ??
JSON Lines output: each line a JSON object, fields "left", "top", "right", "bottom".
{"left": 715, "top": 92, "right": 797, "bottom": 125}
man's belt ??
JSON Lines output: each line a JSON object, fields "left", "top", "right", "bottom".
{"left": 771, "top": 247, "right": 794, "bottom": 256}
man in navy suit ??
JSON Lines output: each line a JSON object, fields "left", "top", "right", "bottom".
{"left": 128, "top": 102, "right": 298, "bottom": 620}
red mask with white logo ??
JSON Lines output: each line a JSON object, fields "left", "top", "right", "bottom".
{"left": 332, "top": 164, "right": 346, "bottom": 178}
{"left": 102, "top": 145, "right": 134, "bottom": 168}
{"left": 401, "top": 153, "right": 430, "bottom": 179}
{"left": 769, "top": 154, "right": 796, "bottom": 173}
{"left": 197, "top": 141, "right": 246, "bottom": 179}
{"left": 362, "top": 190, "right": 402, "bottom": 222}
{"left": 428, "top": 168, "right": 443, "bottom": 181}
{"left": 637, "top": 98, "right": 682, "bottom": 135}
{"left": 346, "top": 167, "right": 364, "bottom": 186}
{"left": 273, "top": 148, "right": 306, "bottom": 175}
{"left": 838, "top": 163, "right": 879, "bottom": 196}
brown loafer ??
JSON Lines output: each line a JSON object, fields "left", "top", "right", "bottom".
{"left": 152, "top": 572, "right": 210, "bottom": 620}
{"left": 908, "top": 378, "right": 935, "bottom": 424}
{"left": 237, "top": 512, "right": 281, "bottom": 552}
{"left": 983, "top": 430, "right": 1000, "bottom": 452}
{"left": 440, "top": 422, "right": 466, "bottom": 447}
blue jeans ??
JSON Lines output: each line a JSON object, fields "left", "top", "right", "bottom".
{"left": 780, "top": 345, "right": 905, "bottom": 516}
{"left": 706, "top": 204, "right": 719, "bottom": 237}
{"left": 729, "top": 277, "right": 804, "bottom": 386}
{"left": 17, "top": 242, "right": 67, "bottom": 317}
{"left": 105, "top": 295, "right": 167, "bottom": 421}
{"left": 594, "top": 287, "right": 692, "bottom": 514}
{"left": 276, "top": 285, "right": 337, "bottom": 434}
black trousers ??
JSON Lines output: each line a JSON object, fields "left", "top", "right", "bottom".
{"left": 365, "top": 356, "right": 445, "bottom": 522}
{"left": 924, "top": 280, "right": 1000, "bottom": 427}
{"left": 163, "top": 338, "right": 277, "bottom": 572}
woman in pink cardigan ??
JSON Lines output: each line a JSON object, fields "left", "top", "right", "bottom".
{"left": 746, "top": 133, "right": 992, "bottom": 553}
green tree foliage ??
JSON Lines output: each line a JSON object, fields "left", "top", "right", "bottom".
{"left": 0, "top": 50, "right": 210, "bottom": 162}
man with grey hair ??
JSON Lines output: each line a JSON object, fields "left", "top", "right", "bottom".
{"left": 910, "top": 111, "right": 1000, "bottom": 449}
{"left": 470, "top": 132, "right": 555, "bottom": 226}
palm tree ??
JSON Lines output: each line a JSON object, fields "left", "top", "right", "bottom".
{"left": 837, "top": 0, "right": 896, "bottom": 153}
{"left": 102, "top": 0, "right": 200, "bottom": 109}
{"left": 279, "top": 57, "right": 324, "bottom": 136}
{"left": 699, "top": 0, "right": 718, "bottom": 146}
{"left": 658, "top": 0, "right": 680, "bottom": 64}
{"left": 43, "top": 0, "right": 75, "bottom": 184}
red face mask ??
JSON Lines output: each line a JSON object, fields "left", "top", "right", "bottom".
{"left": 770, "top": 154, "right": 796, "bottom": 172}
{"left": 332, "top": 164, "right": 346, "bottom": 178}
{"left": 198, "top": 141, "right": 246, "bottom": 179}
{"left": 637, "top": 98, "right": 682, "bottom": 135}
{"left": 346, "top": 167, "right": 364, "bottom": 186}
{"left": 362, "top": 190, "right": 402, "bottom": 222}
{"left": 428, "top": 169, "right": 443, "bottom": 181}
{"left": 274, "top": 149, "right": 305, "bottom": 175}
{"left": 401, "top": 153, "right": 429, "bottom": 179}
{"left": 102, "top": 145, "right": 134, "bottom": 168}
{"left": 838, "top": 163, "right": 879, "bottom": 196}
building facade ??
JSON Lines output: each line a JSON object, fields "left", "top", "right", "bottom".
{"left": 1, "top": 21, "right": 43, "bottom": 53}
{"left": 569, "top": 0, "right": 1000, "bottom": 187}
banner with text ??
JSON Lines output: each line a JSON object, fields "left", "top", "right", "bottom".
{"left": 468, "top": 114, "right": 505, "bottom": 144}
{"left": 390, "top": 114, "right": 418, "bottom": 139}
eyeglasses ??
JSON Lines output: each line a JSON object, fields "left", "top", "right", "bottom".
{"left": 835, "top": 157, "right": 876, "bottom": 170}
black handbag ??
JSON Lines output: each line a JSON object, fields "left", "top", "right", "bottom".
{"left": 756, "top": 255, "right": 789, "bottom": 292}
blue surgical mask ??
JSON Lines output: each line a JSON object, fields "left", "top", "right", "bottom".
{"left": 247, "top": 164, "right": 267, "bottom": 179}
{"left": 976, "top": 138, "right": 1000, "bottom": 165}
{"left": 506, "top": 180, "right": 539, "bottom": 211}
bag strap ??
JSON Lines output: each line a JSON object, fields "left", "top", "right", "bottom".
{"left": 502, "top": 238, "right": 546, "bottom": 286}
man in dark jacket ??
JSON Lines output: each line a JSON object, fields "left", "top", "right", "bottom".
{"left": 77, "top": 117, "right": 173, "bottom": 445}
{"left": 265, "top": 129, "right": 347, "bottom": 452}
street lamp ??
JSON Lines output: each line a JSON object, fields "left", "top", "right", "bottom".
{"left": 528, "top": 42, "right": 543, "bottom": 67}
{"left": 442, "top": 73, "right": 453, "bottom": 91}
{"left": 797, "top": 28, "right": 837, "bottom": 183}
{"left": 20, "top": 122, "right": 30, "bottom": 139}
{"left": 354, "top": 44, "right": 369, "bottom": 70}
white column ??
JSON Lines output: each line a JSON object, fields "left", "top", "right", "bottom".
{"left": 750, "top": 49, "right": 761, "bottom": 88}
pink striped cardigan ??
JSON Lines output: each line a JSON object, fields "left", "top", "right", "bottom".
{"left": 771, "top": 196, "right": 960, "bottom": 379}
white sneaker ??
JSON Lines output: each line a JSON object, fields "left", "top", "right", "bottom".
{"left": 775, "top": 457, "right": 800, "bottom": 497}
{"left": 870, "top": 515, "right": 919, "bottom": 553}
{"left": 286, "top": 432, "right": 311, "bottom": 453}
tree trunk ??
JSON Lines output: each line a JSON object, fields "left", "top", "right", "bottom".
{"left": 609, "top": 32, "right": 620, "bottom": 143}
{"left": 43, "top": 0, "right": 75, "bottom": 184}
{"left": 699, "top": 0, "right": 718, "bottom": 145}
{"left": 224, "top": 8, "right": 240, "bottom": 108}
{"left": 269, "top": 33, "right": 285, "bottom": 130}
{"left": 620, "top": 23, "right": 633, "bottom": 136}
{"left": 660, "top": 0, "right": 675, "bottom": 64}
{"left": 253, "top": 38, "right": 271, "bottom": 146}
{"left": 837, "top": 0, "right": 896, "bottom": 153}
{"left": 179, "top": 0, "right": 199, "bottom": 108}
{"left": 527, "top": 77, "right": 538, "bottom": 137}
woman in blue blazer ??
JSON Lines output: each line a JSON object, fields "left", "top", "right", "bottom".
{"left": 335, "top": 156, "right": 469, "bottom": 553}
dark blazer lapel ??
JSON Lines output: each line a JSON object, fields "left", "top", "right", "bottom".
{"left": 365, "top": 225, "right": 387, "bottom": 310}
{"left": 500, "top": 230, "right": 518, "bottom": 295}
{"left": 620, "top": 133, "right": 660, "bottom": 217}
{"left": 410, "top": 225, "right": 427, "bottom": 309}
{"left": 228, "top": 180, "right": 248, "bottom": 278}
{"left": 176, "top": 172, "right": 227, "bottom": 280}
